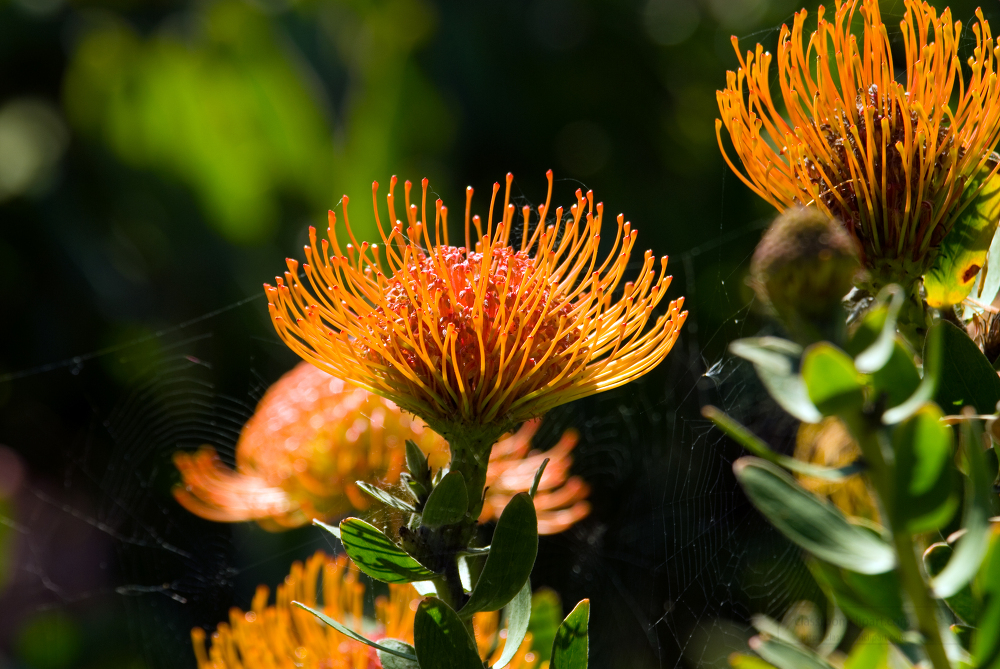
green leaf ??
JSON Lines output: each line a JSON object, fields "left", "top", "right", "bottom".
{"left": 801, "top": 343, "right": 865, "bottom": 417}
{"left": 749, "top": 635, "right": 836, "bottom": 669}
{"left": 314, "top": 518, "right": 341, "bottom": 539}
{"left": 883, "top": 321, "right": 942, "bottom": 425}
{"left": 292, "top": 601, "right": 419, "bottom": 661}
{"left": 854, "top": 285, "right": 906, "bottom": 374}
{"left": 730, "top": 338, "right": 822, "bottom": 423}
{"left": 339, "top": 517, "right": 436, "bottom": 584}
{"left": 461, "top": 492, "right": 538, "bottom": 616}
{"left": 492, "top": 579, "right": 532, "bottom": 669}
{"left": 807, "top": 558, "right": 908, "bottom": 643}
{"left": 930, "top": 320, "right": 1000, "bottom": 414}
{"left": 703, "top": 405, "right": 863, "bottom": 481}
{"left": 842, "top": 629, "right": 889, "bottom": 669}
{"left": 551, "top": 599, "right": 589, "bottom": 669}
{"left": 529, "top": 458, "right": 549, "bottom": 499}
{"left": 526, "top": 589, "right": 562, "bottom": 663}
{"left": 357, "top": 481, "right": 416, "bottom": 513}
{"left": 932, "top": 417, "right": 994, "bottom": 598}
{"left": 891, "top": 403, "right": 958, "bottom": 533}
{"left": 378, "top": 640, "right": 420, "bottom": 669}
{"left": 972, "top": 527, "right": 1000, "bottom": 667}
{"left": 413, "top": 597, "right": 484, "bottom": 669}
{"left": 924, "top": 161, "right": 1000, "bottom": 308}
{"left": 422, "top": 471, "right": 469, "bottom": 528}
{"left": 924, "top": 543, "right": 977, "bottom": 624}
{"left": 733, "top": 457, "right": 896, "bottom": 574}
{"left": 729, "top": 653, "right": 780, "bottom": 669}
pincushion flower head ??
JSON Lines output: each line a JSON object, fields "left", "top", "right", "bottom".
{"left": 265, "top": 171, "right": 686, "bottom": 446}
{"left": 173, "top": 362, "right": 591, "bottom": 534}
{"left": 716, "top": 0, "right": 1000, "bottom": 302}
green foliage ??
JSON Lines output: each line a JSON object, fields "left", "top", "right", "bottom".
{"left": 930, "top": 320, "right": 1000, "bottom": 414}
{"left": 292, "top": 601, "right": 419, "bottom": 661}
{"left": 526, "top": 589, "right": 563, "bottom": 663}
{"left": 733, "top": 457, "right": 895, "bottom": 574}
{"left": 924, "top": 543, "right": 977, "bottom": 624}
{"left": 461, "top": 492, "right": 538, "bottom": 616}
{"left": 747, "top": 635, "right": 836, "bottom": 669}
{"left": 493, "top": 580, "right": 532, "bottom": 669}
{"left": 421, "top": 471, "right": 469, "bottom": 527}
{"left": 551, "top": 599, "right": 590, "bottom": 669}
{"left": 413, "top": 598, "right": 484, "bottom": 669}
{"left": 338, "top": 517, "right": 436, "bottom": 583}
{"left": 729, "top": 338, "right": 821, "bottom": 422}
{"left": 377, "top": 640, "right": 420, "bottom": 669}
{"left": 800, "top": 343, "right": 865, "bottom": 417}
{"left": 356, "top": 481, "right": 417, "bottom": 512}
{"left": 972, "top": 529, "right": 1000, "bottom": 667}
{"left": 924, "top": 162, "right": 1000, "bottom": 308}
{"left": 891, "top": 404, "right": 958, "bottom": 534}
{"left": 806, "top": 559, "right": 909, "bottom": 643}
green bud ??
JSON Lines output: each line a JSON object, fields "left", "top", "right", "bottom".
{"left": 749, "top": 207, "right": 862, "bottom": 344}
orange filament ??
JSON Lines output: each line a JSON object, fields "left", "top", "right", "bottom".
{"left": 190, "top": 551, "right": 539, "bottom": 669}
{"left": 716, "top": 0, "right": 1000, "bottom": 278}
{"left": 173, "top": 363, "right": 591, "bottom": 535}
{"left": 265, "top": 172, "right": 686, "bottom": 435}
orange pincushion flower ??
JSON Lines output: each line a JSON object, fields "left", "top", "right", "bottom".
{"left": 264, "top": 172, "right": 686, "bottom": 441}
{"left": 191, "top": 551, "right": 540, "bottom": 669}
{"left": 173, "top": 362, "right": 591, "bottom": 534}
{"left": 716, "top": 0, "right": 1000, "bottom": 284}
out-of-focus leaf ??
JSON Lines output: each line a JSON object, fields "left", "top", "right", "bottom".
{"left": 925, "top": 162, "right": 1000, "bottom": 308}
{"left": 729, "top": 338, "right": 822, "bottom": 423}
{"left": 924, "top": 543, "right": 977, "bottom": 624}
{"left": 801, "top": 344, "right": 865, "bottom": 417}
{"left": 339, "top": 518, "right": 436, "bottom": 584}
{"left": 492, "top": 579, "right": 531, "bottom": 669}
{"left": 421, "top": 471, "right": 468, "bottom": 527}
{"left": 931, "top": 320, "right": 1000, "bottom": 414}
{"left": 807, "top": 559, "right": 908, "bottom": 643}
{"left": 970, "top": 223, "right": 1000, "bottom": 308}
{"left": 932, "top": 417, "right": 993, "bottom": 598}
{"left": 892, "top": 403, "right": 958, "bottom": 533}
{"left": 551, "top": 599, "right": 589, "bottom": 669}
{"left": 749, "top": 635, "right": 836, "bottom": 669}
{"left": 413, "top": 598, "right": 484, "bottom": 669}
{"left": 293, "top": 602, "right": 418, "bottom": 661}
{"left": 842, "top": 629, "right": 889, "bottom": 669}
{"left": 728, "top": 653, "right": 779, "bottom": 669}
{"left": 854, "top": 285, "right": 905, "bottom": 374}
{"left": 357, "top": 481, "right": 416, "bottom": 513}
{"left": 527, "top": 589, "right": 562, "bottom": 663}
{"left": 883, "top": 322, "right": 943, "bottom": 424}
{"left": 461, "top": 493, "right": 537, "bottom": 616}
{"left": 703, "top": 405, "right": 863, "bottom": 480}
{"left": 972, "top": 526, "right": 1000, "bottom": 668}
{"left": 734, "top": 458, "right": 895, "bottom": 574}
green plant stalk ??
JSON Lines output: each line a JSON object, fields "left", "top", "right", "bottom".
{"left": 852, "top": 421, "right": 952, "bottom": 669}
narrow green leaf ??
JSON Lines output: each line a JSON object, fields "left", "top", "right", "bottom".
{"left": 801, "top": 343, "right": 865, "bottom": 417}
{"left": 413, "top": 597, "right": 484, "bottom": 669}
{"left": 854, "top": 285, "right": 906, "bottom": 374}
{"left": 932, "top": 417, "right": 993, "bottom": 598}
{"left": 529, "top": 458, "right": 549, "bottom": 499}
{"left": 931, "top": 320, "right": 1000, "bottom": 414}
{"left": 314, "top": 518, "right": 341, "bottom": 539}
{"left": 729, "top": 338, "right": 822, "bottom": 423}
{"left": 703, "top": 405, "right": 863, "bottom": 481}
{"left": 292, "top": 601, "right": 418, "bottom": 661}
{"left": 734, "top": 457, "right": 896, "bottom": 574}
{"left": 924, "top": 161, "right": 1000, "bottom": 308}
{"left": 339, "top": 517, "right": 436, "bottom": 584}
{"left": 461, "top": 492, "right": 538, "bottom": 616}
{"left": 492, "top": 579, "right": 531, "bottom": 669}
{"left": 891, "top": 403, "right": 958, "bottom": 533}
{"left": 378, "top": 640, "right": 420, "bottom": 669}
{"left": 551, "top": 599, "right": 589, "bottom": 669}
{"left": 357, "top": 481, "right": 416, "bottom": 512}
{"left": 749, "top": 635, "right": 836, "bottom": 669}
{"left": 422, "top": 471, "right": 469, "bottom": 528}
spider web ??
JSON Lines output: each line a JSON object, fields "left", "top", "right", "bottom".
{"left": 7, "top": 8, "right": 997, "bottom": 668}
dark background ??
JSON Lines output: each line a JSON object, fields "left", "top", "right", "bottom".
{"left": 0, "top": 0, "right": 995, "bottom": 667}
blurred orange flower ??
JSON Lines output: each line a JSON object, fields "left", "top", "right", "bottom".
{"left": 191, "top": 551, "right": 540, "bottom": 669}
{"left": 173, "top": 362, "right": 590, "bottom": 534}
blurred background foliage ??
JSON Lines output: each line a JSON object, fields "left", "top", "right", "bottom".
{"left": 1, "top": 0, "right": 997, "bottom": 667}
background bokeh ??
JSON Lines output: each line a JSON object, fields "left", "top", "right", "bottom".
{"left": 0, "top": 0, "right": 996, "bottom": 667}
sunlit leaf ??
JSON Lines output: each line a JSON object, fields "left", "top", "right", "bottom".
{"left": 292, "top": 601, "right": 418, "bottom": 661}
{"left": 339, "top": 517, "right": 436, "bottom": 584}
{"left": 413, "top": 598, "right": 484, "bottom": 669}
{"left": 421, "top": 471, "right": 468, "bottom": 528}
{"left": 551, "top": 599, "right": 589, "bottom": 669}
{"left": 801, "top": 343, "right": 864, "bottom": 417}
{"left": 891, "top": 403, "right": 958, "bottom": 534}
